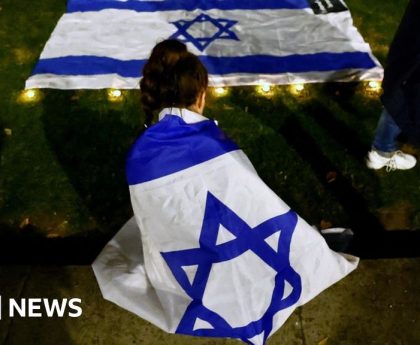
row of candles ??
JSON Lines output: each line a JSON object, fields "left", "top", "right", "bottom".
{"left": 19, "top": 81, "right": 382, "bottom": 103}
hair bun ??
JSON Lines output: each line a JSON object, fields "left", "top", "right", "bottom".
{"left": 140, "top": 40, "right": 208, "bottom": 127}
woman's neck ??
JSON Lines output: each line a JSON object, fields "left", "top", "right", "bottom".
{"left": 187, "top": 104, "right": 202, "bottom": 114}
{"left": 158, "top": 107, "right": 208, "bottom": 124}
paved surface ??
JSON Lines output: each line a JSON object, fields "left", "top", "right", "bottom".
{"left": 0, "top": 259, "right": 419, "bottom": 345}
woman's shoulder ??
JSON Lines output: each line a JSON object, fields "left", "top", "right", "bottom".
{"left": 125, "top": 113, "right": 239, "bottom": 186}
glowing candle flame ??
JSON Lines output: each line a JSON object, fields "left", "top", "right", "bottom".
{"left": 26, "top": 89, "right": 36, "bottom": 98}
{"left": 367, "top": 80, "right": 381, "bottom": 91}
{"left": 294, "top": 83, "right": 305, "bottom": 92}
{"left": 261, "top": 83, "right": 271, "bottom": 93}
{"left": 18, "top": 89, "right": 40, "bottom": 103}
{"left": 110, "top": 89, "right": 121, "bottom": 97}
{"left": 214, "top": 87, "right": 227, "bottom": 96}
{"left": 107, "top": 89, "right": 123, "bottom": 101}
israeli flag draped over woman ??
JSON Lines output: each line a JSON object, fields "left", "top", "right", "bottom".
{"left": 92, "top": 40, "right": 358, "bottom": 345}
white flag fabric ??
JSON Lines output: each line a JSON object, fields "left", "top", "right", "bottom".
{"left": 26, "top": 0, "right": 382, "bottom": 89}
{"left": 92, "top": 108, "right": 358, "bottom": 345}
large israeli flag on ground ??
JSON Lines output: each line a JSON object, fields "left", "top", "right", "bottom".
{"left": 26, "top": 0, "right": 382, "bottom": 89}
{"left": 92, "top": 108, "right": 358, "bottom": 345}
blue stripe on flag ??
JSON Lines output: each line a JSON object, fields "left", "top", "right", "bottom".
{"left": 32, "top": 52, "right": 377, "bottom": 77}
{"left": 126, "top": 115, "right": 239, "bottom": 185}
{"left": 67, "top": 0, "right": 310, "bottom": 13}
{"left": 32, "top": 55, "right": 140, "bottom": 78}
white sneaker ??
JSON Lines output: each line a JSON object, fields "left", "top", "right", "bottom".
{"left": 366, "top": 150, "right": 417, "bottom": 171}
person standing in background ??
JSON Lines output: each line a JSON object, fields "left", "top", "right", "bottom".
{"left": 366, "top": 0, "right": 420, "bottom": 171}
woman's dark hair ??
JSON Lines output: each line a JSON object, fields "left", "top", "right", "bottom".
{"left": 140, "top": 39, "right": 208, "bottom": 127}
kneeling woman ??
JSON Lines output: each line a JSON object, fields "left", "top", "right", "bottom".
{"left": 92, "top": 39, "right": 358, "bottom": 345}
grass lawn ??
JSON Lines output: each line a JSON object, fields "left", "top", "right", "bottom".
{"left": 1, "top": 0, "right": 419, "bottom": 240}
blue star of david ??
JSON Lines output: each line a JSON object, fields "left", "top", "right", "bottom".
{"left": 169, "top": 13, "right": 239, "bottom": 52}
{"left": 161, "top": 192, "right": 302, "bottom": 344}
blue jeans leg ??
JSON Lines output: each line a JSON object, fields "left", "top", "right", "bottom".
{"left": 372, "top": 108, "right": 401, "bottom": 152}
